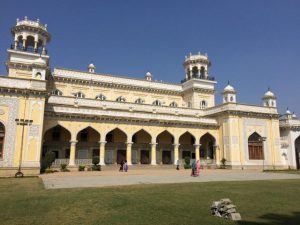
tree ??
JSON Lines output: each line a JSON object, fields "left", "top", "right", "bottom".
{"left": 44, "top": 151, "right": 55, "bottom": 169}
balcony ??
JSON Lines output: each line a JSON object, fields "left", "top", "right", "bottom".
{"left": 181, "top": 75, "right": 215, "bottom": 83}
{"left": 10, "top": 44, "right": 47, "bottom": 55}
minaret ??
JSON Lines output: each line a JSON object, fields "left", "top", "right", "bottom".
{"left": 183, "top": 52, "right": 211, "bottom": 81}
{"left": 6, "top": 17, "right": 51, "bottom": 80}
{"left": 222, "top": 82, "right": 236, "bottom": 103}
{"left": 262, "top": 88, "right": 277, "bottom": 108}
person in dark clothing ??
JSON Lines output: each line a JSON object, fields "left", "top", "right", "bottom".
{"left": 119, "top": 160, "right": 124, "bottom": 172}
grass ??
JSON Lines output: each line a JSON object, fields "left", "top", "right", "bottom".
{"left": 0, "top": 178, "right": 300, "bottom": 225}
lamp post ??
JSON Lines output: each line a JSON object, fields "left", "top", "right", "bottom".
{"left": 15, "top": 118, "right": 33, "bottom": 177}
{"left": 259, "top": 137, "right": 267, "bottom": 171}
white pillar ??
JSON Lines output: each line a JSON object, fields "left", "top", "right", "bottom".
{"left": 69, "top": 140, "right": 77, "bottom": 166}
{"left": 194, "top": 144, "right": 200, "bottom": 161}
{"left": 126, "top": 142, "right": 133, "bottom": 165}
{"left": 151, "top": 143, "right": 157, "bottom": 165}
{"left": 99, "top": 141, "right": 106, "bottom": 165}
{"left": 173, "top": 143, "right": 180, "bottom": 165}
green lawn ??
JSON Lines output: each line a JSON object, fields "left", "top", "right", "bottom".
{"left": 0, "top": 178, "right": 300, "bottom": 225}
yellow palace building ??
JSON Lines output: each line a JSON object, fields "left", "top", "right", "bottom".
{"left": 0, "top": 17, "right": 299, "bottom": 176}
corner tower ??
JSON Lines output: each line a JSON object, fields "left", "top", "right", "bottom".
{"left": 6, "top": 17, "right": 51, "bottom": 80}
{"left": 181, "top": 52, "right": 216, "bottom": 109}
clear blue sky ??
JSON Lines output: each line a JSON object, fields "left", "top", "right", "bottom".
{"left": 1, "top": 0, "right": 299, "bottom": 115}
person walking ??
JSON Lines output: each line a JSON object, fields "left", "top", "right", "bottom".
{"left": 123, "top": 160, "right": 128, "bottom": 172}
{"left": 195, "top": 160, "right": 201, "bottom": 177}
{"left": 119, "top": 160, "right": 124, "bottom": 172}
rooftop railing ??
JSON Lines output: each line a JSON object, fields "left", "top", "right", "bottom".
{"left": 181, "top": 75, "right": 215, "bottom": 83}
{"left": 10, "top": 44, "right": 47, "bottom": 55}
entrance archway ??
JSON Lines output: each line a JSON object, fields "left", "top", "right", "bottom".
{"left": 0, "top": 122, "right": 5, "bottom": 159}
{"left": 156, "top": 130, "right": 174, "bottom": 164}
{"left": 132, "top": 129, "right": 151, "bottom": 164}
{"left": 248, "top": 132, "right": 263, "bottom": 160}
{"left": 200, "top": 133, "right": 216, "bottom": 160}
{"left": 179, "top": 132, "right": 195, "bottom": 161}
{"left": 105, "top": 128, "right": 127, "bottom": 164}
{"left": 295, "top": 136, "right": 300, "bottom": 169}
{"left": 76, "top": 127, "right": 100, "bottom": 164}
{"left": 43, "top": 125, "right": 71, "bottom": 164}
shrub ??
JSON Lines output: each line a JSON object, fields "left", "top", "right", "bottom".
{"left": 184, "top": 156, "right": 191, "bottom": 169}
{"left": 220, "top": 158, "right": 227, "bottom": 169}
{"left": 92, "top": 156, "right": 100, "bottom": 165}
{"left": 44, "top": 151, "right": 56, "bottom": 169}
{"left": 92, "top": 165, "right": 101, "bottom": 171}
{"left": 45, "top": 168, "right": 54, "bottom": 174}
{"left": 78, "top": 165, "right": 85, "bottom": 171}
{"left": 60, "top": 163, "right": 69, "bottom": 172}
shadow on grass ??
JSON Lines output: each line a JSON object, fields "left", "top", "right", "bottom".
{"left": 238, "top": 212, "right": 300, "bottom": 225}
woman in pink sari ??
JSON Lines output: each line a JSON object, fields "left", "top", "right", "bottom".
{"left": 195, "top": 160, "right": 201, "bottom": 176}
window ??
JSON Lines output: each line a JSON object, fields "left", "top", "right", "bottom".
{"left": 135, "top": 98, "right": 144, "bottom": 104}
{"left": 51, "top": 89, "right": 62, "bottom": 96}
{"left": 200, "top": 100, "right": 207, "bottom": 109}
{"left": 0, "top": 122, "right": 5, "bottom": 159}
{"left": 153, "top": 100, "right": 162, "bottom": 106}
{"left": 248, "top": 132, "right": 264, "bottom": 160}
{"left": 74, "top": 92, "right": 85, "bottom": 98}
{"left": 95, "top": 94, "right": 106, "bottom": 101}
{"left": 230, "top": 96, "right": 234, "bottom": 102}
{"left": 188, "top": 102, "right": 192, "bottom": 108}
{"left": 169, "top": 102, "right": 178, "bottom": 107}
{"left": 116, "top": 96, "right": 126, "bottom": 102}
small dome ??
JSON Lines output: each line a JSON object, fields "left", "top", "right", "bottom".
{"left": 292, "top": 112, "right": 297, "bottom": 118}
{"left": 264, "top": 90, "right": 275, "bottom": 97}
{"left": 146, "top": 72, "right": 152, "bottom": 77}
{"left": 88, "top": 63, "right": 95, "bottom": 68}
{"left": 33, "top": 57, "right": 45, "bottom": 65}
{"left": 224, "top": 84, "right": 235, "bottom": 92}
{"left": 286, "top": 108, "right": 292, "bottom": 115}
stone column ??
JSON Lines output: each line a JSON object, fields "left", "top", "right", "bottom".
{"left": 137, "top": 147, "right": 141, "bottom": 164}
{"left": 22, "top": 38, "right": 26, "bottom": 49}
{"left": 150, "top": 143, "right": 157, "bottom": 165}
{"left": 99, "top": 141, "right": 106, "bottom": 165}
{"left": 126, "top": 142, "right": 133, "bottom": 165}
{"left": 194, "top": 144, "right": 201, "bottom": 161}
{"left": 173, "top": 143, "right": 180, "bottom": 165}
{"left": 34, "top": 41, "right": 38, "bottom": 52}
{"left": 69, "top": 140, "right": 77, "bottom": 166}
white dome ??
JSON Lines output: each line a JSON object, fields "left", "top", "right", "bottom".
{"left": 224, "top": 84, "right": 235, "bottom": 92}
{"left": 88, "top": 63, "right": 95, "bottom": 68}
{"left": 264, "top": 90, "right": 275, "bottom": 97}
{"left": 34, "top": 57, "right": 45, "bottom": 65}
{"left": 292, "top": 113, "right": 297, "bottom": 118}
{"left": 286, "top": 109, "right": 292, "bottom": 114}
{"left": 146, "top": 72, "right": 152, "bottom": 77}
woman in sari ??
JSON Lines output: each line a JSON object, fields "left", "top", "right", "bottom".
{"left": 195, "top": 160, "right": 201, "bottom": 176}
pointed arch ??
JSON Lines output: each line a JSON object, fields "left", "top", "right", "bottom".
{"left": 132, "top": 129, "right": 152, "bottom": 144}
{"left": 0, "top": 122, "right": 5, "bottom": 159}
{"left": 179, "top": 131, "right": 195, "bottom": 145}
{"left": 76, "top": 126, "right": 100, "bottom": 142}
{"left": 156, "top": 130, "right": 174, "bottom": 144}
{"left": 248, "top": 132, "right": 264, "bottom": 160}
{"left": 200, "top": 132, "right": 216, "bottom": 159}
{"left": 43, "top": 124, "right": 71, "bottom": 141}
{"left": 105, "top": 128, "right": 127, "bottom": 143}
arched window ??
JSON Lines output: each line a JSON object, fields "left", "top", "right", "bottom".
{"left": 0, "top": 122, "right": 5, "bottom": 159}
{"left": 200, "top": 100, "right": 207, "bottom": 109}
{"left": 95, "top": 94, "right": 106, "bottom": 101}
{"left": 230, "top": 96, "right": 234, "bottom": 102}
{"left": 153, "top": 100, "right": 162, "bottom": 106}
{"left": 169, "top": 102, "right": 178, "bottom": 107}
{"left": 200, "top": 66, "right": 206, "bottom": 78}
{"left": 248, "top": 132, "right": 264, "bottom": 160}
{"left": 51, "top": 89, "right": 62, "bottom": 96}
{"left": 192, "top": 66, "right": 199, "bottom": 78}
{"left": 116, "top": 96, "right": 126, "bottom": 102}
{"left": 74, "top": 92, "right": 85, "bottom": 98}
{"left": 135, "top": 98, "right": 144, "bottom": 104}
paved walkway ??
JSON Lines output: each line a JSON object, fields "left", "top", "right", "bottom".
{"left": 41, "top": 169, "right": 300, "bottom": 189}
